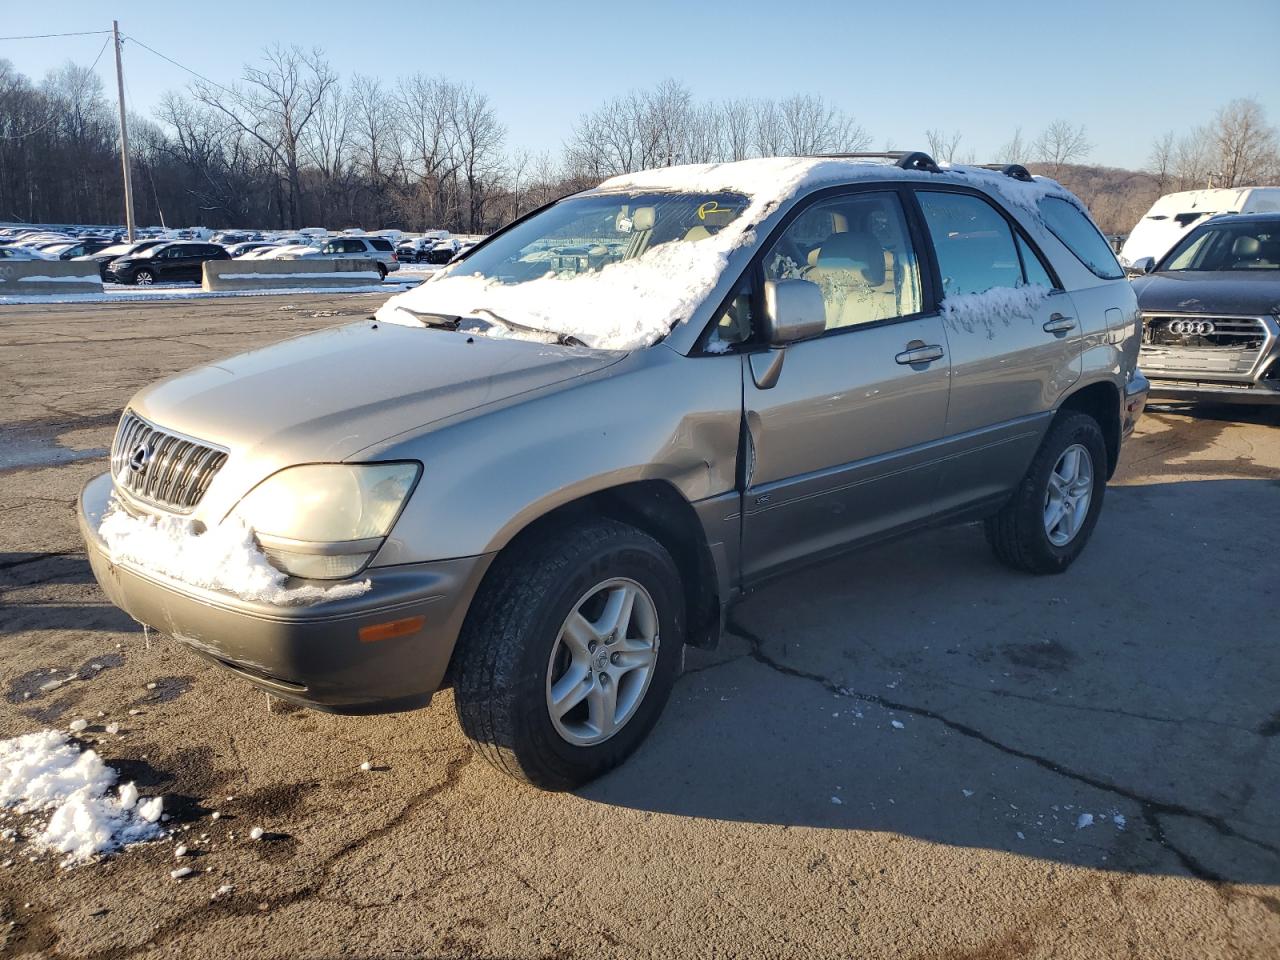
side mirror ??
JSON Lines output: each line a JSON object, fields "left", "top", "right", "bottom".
{"left": 762, "top": 278, "right": 826, "bottom": 345}
{"left": 1125, "top": 256, "right": 1156, "bottom": 277}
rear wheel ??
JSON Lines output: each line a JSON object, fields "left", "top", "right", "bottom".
{"left": 376, "top": 263, "right": 387, "bottom": 280}
{"left": 985, "top": 412, "right": 1107, "bottom": 574}
{"left": 133, "top": 269, "right": 154, "bottom": 286}
{"left": 453, "top": 519, "right": 685, "bottom": 790}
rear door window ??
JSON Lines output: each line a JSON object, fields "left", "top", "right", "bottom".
{"left": 917, "top": 192, "right": 1024, "bottom": 296}
{"left": 367, "top": 237, "right": 394, "bottom": 252}
{"left": 1037, "top": 197, "right": 1124, "bottom": 279}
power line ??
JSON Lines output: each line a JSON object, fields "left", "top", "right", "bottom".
{"left": 0, "top": 35, "right": 111, "bottom": 141}
{"left": 0, "top": 29, "right": 111, "bottom": 41}
{"left": 121, "top": 33, "right": 240, "bottom": 100}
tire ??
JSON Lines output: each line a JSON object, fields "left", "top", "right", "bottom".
{"left": 376, "top": 263, "right": 387, "bottom": 280}
{"left": 453, "top": 518, "right": 685, "bottom": 790}
{"left": 985, "top": 411, "right": 1107, "bottom": 575}
{"left": 133, "top": 269, "right": 154, "bottom": 286}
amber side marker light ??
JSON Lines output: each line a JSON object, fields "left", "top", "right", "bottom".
{"left": 359, "top": 615, "right": 426, "bottom": 644}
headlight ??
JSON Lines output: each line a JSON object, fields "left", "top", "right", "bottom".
{"left": 228, "top": 463, "right": 419, "bottom": 580}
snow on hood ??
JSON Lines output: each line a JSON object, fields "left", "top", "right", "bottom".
{"left": 0, "top": 730, "right": 163, "bottom": 865}
{"left": 376, "top": 158, "right": 1074, "bottom": 351}
{"left": 98, "top": 498, "right": 371, "bottom": 605}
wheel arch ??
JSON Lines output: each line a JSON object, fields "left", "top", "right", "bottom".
{"left": 1055, "top": 379, "right": 1121, "bottom": 478}
{"left": 452, "top": 480, "right": 724, "bottom": 684}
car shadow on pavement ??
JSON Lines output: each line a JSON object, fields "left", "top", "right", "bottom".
{"left": 584, "top": 478, "right": 1280, "bottom": 886}
{"left": 0, "top": 552, "right": 137, "bottom": 635}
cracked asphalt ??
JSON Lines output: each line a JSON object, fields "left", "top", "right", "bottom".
{"left": 1, "top": 294, "right": 1278, "bottom": 959}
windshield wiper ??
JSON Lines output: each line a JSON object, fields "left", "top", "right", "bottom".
{"left": 393, "top": 307, "right": 462, "bottom": 330}
{"left": 469, "top": 308, "right": 587, "bottom": 348}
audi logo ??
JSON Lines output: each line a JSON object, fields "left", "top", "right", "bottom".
{"left": 1167, "top": 319, "right": 1215, "bottom": 336}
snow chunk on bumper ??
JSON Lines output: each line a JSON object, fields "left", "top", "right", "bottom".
{"left": 98, "top": 499, "right": 370, "bottom": 606}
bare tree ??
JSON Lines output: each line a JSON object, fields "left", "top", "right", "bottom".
{"left": 925, "top": 128, "right": 963, "bottom": 164}
{"left": 998, "top": 126, "right": 1027, "bottom": 164}
{"left": 192, "top": 44, "right": 337, "bottom": 227}
{"left": 779, "top": 94, "right": 869, "bottom": 154}
{"left": 454, "top": 85, "right": 505, "bottom": 231}
{"left": 1208, "top": 97, "right": 1278, "bottom": 187}
{"left": 1033, "top": 120, "right": 1091, "bottom": 178}
{"left": 720, "top": 98, "right": 754, "bottom": 161}
{"left": 1147, "top": 131, "right": 1175, "bottom": 193}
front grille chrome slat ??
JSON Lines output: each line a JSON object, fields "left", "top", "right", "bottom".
{"left": 110, "top": 411, "right": 228, "bottom": 513}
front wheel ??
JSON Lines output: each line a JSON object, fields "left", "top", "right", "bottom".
{"left": 453, "top": 519, "right": 685, "bottom": 790}
{"left": 133, "top": 269, "right": 154, "bottom": 286}
{"left": 985, "top": 411, "right": 1107, "bottom": 575}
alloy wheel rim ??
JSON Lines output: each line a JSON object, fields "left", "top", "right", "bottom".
{"left": 1043, "top": 443, "right": 1094, "bottom": 547}
{"left": 136, "top": 272, "right": 153, "bottom": 285}
{"left": 545, "top": 577, "right": 660, "bottom": 747}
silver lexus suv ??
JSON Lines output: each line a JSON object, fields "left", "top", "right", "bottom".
{"left": 78, "top": 153, "right": 1148, "bottom": 789}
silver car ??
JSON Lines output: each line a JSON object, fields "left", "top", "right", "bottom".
{"left": 78, "top": 153, "right": 1148, "bottom": 789}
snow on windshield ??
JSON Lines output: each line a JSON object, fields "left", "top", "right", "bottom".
{"left": 376, "top": 157, "right": 1073, "bottom": 351}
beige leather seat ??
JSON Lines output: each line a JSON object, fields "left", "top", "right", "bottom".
{"left": 806, "top": 232, "right": 890, "bottom": 328}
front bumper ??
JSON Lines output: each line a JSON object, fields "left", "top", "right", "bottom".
{"left": 1123, "top": 370, "right": 1150, "bottom": 438}
{"left": 78, "top": 472, "right": 492, "bottom": 714}
{"left": 1145, "top": 377, "right": 1280, "bottom": 405}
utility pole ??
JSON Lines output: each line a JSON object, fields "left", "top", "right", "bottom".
{"left": 112, "top": 21, "right": 137, "bottom": 242}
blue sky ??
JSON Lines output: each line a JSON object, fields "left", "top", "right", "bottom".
{"left": 3, "top": 0, "right": 1278, "bottom": 170}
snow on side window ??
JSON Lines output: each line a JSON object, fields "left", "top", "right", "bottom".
{"left": 1038, "top": 197, "right": 1124, "bottom": 280}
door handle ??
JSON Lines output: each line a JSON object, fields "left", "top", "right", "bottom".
{"left": 1043, "top": 313, "right": 1076, "bottom": 334}
{"left": 895, "top": 343, "right": 945, "bottom": 365}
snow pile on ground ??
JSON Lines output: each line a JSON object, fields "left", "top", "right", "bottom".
{"left": 0, "top": 730, "right": 162, "bottom": 864}
{"left": 940, "top": 284, "right": 1051, "bottom": 338}
{"left": 98, "top": 500, "right": 370, "bottom": 605}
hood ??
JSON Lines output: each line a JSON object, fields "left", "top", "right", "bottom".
{"left": 1132, "top": 272, "right": 1280, "bottom": 317}
{"left": 131, "top": 321, "right": 624, "bottom": 465}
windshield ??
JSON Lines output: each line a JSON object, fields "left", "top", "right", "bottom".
{"left": 377, "top": 191, "right": 752, "bottom": 349}
{"left": 1161, "top": 220, "right": 1280, "bottom": 271}
{"left": 460, "top": 191, "right": 749, "bottom": 282}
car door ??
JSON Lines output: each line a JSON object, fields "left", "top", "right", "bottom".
{"left": 912, "top": 189, "right": 1082, "bottom": 514}
{"left": 739, "top": 187, "right": 952, "bottom": 582}
{"left": 151, "top": 246, "right": 179, "bottom": 280}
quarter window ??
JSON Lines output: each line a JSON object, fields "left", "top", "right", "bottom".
{"left": 762, "top": 191, "right": 923, "bottom": 330}
{"left": 1037, "top": 196, "right": 1124, "bottom": 279}
{"left": 918, "top": 192, "right": 1025, "bottom": 296}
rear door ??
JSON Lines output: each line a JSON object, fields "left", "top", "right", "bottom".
{"left": 912, "top": 188, "right": 1082, "bottom": 514}
{"left": 739, "top": 187, "right": 952, "bottom": 582}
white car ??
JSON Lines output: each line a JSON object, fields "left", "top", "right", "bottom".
{"left": 253, "top": 243, "right": 322, "bottom": 260}
{"left": 0, "top": 246, "right": 45, "bottom": 261}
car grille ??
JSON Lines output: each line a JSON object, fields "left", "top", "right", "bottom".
{"left": 110, "top": 411, "right": 228, "bottom": 512}
{"left": 1142, "top": 314, "right": 1267, "bottom": 348}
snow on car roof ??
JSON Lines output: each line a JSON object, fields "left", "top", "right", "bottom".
{"left": 592, "top": 156, "right": 1074, "bottom": 220}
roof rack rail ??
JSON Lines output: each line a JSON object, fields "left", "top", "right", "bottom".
{"left": 810, "top": 151, "right": 942, "bottom": 174}
{"left": 976, "top": 163, "right": 1034, "bottom": 182}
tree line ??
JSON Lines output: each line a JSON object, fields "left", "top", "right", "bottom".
{"left": 1, "top": 45, "right": 1276, "bottom": 236}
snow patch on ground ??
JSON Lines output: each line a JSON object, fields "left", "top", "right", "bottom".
{"left": 98, "top": 499, "right": 370, "bottom": 606}
{"left": 940, "top": 284, "right": 1051, "bottom": 339}
{"left": 0, "top": 730, "right": 162, "bottom": 864}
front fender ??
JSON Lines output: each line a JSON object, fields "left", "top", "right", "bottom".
{"left": 367, "top": 346, "right": 744, "bottom": 565}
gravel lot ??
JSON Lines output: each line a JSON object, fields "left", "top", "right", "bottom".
{"left": 1, "top": 294, "right": 1278, "bottom": 959}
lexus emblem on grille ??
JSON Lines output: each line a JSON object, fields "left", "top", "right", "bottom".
{"left": 127, "top": 442, "right": 151, "bottom": 474}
